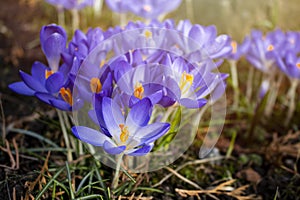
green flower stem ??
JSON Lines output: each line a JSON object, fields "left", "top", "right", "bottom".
{"left": 72, "top": 9, "right": 80, "bottom": 32}
{"left": 265, "top": 71, "right": 283, "bottom": 117}
{"left": 120, "top": 13, "right": 127, "bottom": 27}
{"left": 57, "top": 109, "right": 73, "bottom": 162}
{"left": 285, "top": 78, "right": 299, "bottom": 126}
{"left": 246, "top": 66, "right": 254, "bottom": 102}
{"left": 111, "top": 153, "right": 124, "bottom": 190}
{"left": 229, "top": 60, "right": 239, "bottom": 108}
{"left": 186, "top": 0, "right": 194, "bottom": 21}
{"left": 57, "top": 6, "right": 65, "bottom": 27}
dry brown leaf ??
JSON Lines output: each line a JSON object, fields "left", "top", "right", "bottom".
{"left": 176, "top": 179, "right": 262, "bottom": 200}
{"left": 24, "top": 152, "right": 51, "bottom": 200}
{"left": 236, "top": 168, "right": 262, "bottom": 183}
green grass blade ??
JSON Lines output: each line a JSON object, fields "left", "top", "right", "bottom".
{"left": 35, "top": 166, "right": 65, "bottom": 200}
{"left": 65, "top": 161, "right": 75, "bottom": 199}
{"left": 8, "top": 128, "right": 59, "bottom": 148}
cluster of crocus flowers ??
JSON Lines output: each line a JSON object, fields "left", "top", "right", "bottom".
{"left": 9, "top": 20, "right": 230, "bottom": 156}
{"left": 105, "top": 0, "right": 182, "bottom": 20}
{"left": 227, "top": 29, "right": 300, "bottom": 124}
{"left": 45, "top": 0, "right": 95, "bottom": 10}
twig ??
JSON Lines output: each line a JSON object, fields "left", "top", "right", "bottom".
{"left": 0, "top": 94, "right": 6, "bottom": 141}
{"left": 152, "top": 156, "right": 224, "bottom": 187}
{"left": 0, "top": 140, "right": 16, "bottom": 169}
{"left": 13, "top": 187, "right": 16, "bottom": 200}
{"left": 164, "top": 166, "right": 201, "bottom": 189}
{"left": 12, "top": 138, "right": 19, "bottom": 169}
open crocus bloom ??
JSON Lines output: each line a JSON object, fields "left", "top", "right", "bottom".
{"left": 72, "top": 97, "right": 170, "bottom": 156}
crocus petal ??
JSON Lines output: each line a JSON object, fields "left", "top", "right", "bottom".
{"left": 8, "top": 82, "right": 35, "bottom": 96}
{"left": 45, "top": 72, "right": 64, "bottom": 93}
{"left": 19, "top": 71, "right": 47, "bottom": 92}
{"left": 126, "top": 98, "right": 152, "bottom": 130}
{"left": 135, "top": 122, "right": 170, "bottom": 144}
{"left": 103, "top": 140, "right": 126, "bottom": 155}
{"left": 35, "top": 92, "right": 53, "bottom": 104}
{"left": 71, "top": 126, "right": 109, "bottom": 146}
{"left": 127, "top": 144, "right": 154, "bottom": 156}
{"left": 102, "top": 97, "right": 125, "bottom": 139}
{"left": 49, "top": 98, "right": 71, "bottom": 111}
{"left": 180, "top": 98, "right": 207, "bottom": 108}
{"left": 31, "top": 61, "right": 48, "bottom": 83}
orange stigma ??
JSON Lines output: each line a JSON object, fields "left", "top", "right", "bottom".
{"left": 90, "top": 78, "right": 102, "bottom": 93}
{"left": 296, "top": 63, "right": 300, "bottom": 69}
{"left": 134, "top": 82, "right": 144, "bottom": 99}
{"left": 45, "top": 70, "right": 54, "bottom": 79}
{"left": 267, "top": 44, "right": 274, "bottom": 51}
{"left": 119, "top": 124, "right": 129, "bottom": 143}
{"left": 231, "top": 41, "right": 237, "bottom": 54}
{"left": 60, "top": 87, "right": 73, "bottom": 106}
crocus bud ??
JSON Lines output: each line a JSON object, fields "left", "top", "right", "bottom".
{"left": 40, "top": 24, "right": 67, "bottom": 72}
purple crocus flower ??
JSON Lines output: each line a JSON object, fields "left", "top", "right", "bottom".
{"left": 40, "top": 24, "right": 67, "bottom": 72}
{"left": 153, "top": 54, "right": 227, "bottom": 108}
{"left": 72, "top": 97, "right": 170, "bottom": 156}
{"left": 125, "top": 0, "right": 182, "bottom": 19}
{"left": 105, "top": 0, "right": 130, "bottom": 13}
{"left": 276, "top": 50, "right": 300, "bottom": 79}
{"left": 246, "top": 29, "right": 286, "bottom": 73}
{"left": 175, "top": 20, "right": 232, "bottom": 64}
{"left": 45, "top": 0, "right": 95, "bottom": 10}
{"left": 226, "top": 36, "right": 251, "bottom": 60}
{"left": 9, "top": 24, "right": 80, "bottom": 111}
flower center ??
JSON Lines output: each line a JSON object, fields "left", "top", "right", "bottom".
{"left": 231, "top": 41, "right": 237, "bottom": 54}
{"left": 144, "top": 30, "right": 152, "bottom": 39}
{"left": 90, "top": 77, "right": 102, "bottom": 93}
{"left": 296, "top": 63, "right": 300, "bottom": 69}
{"left": 134, "top": 82, "right": 144, "bottom": 99}
{"left": 267, "top": 44, "right": 274, "bottom": 51}
{"left": 45, "top": 70, "right": 54, "bottom": 79}
{"left": 59, "top": 87, "right": 73, "bottom": 106}
{"left": 143, "top": 5, "right": 152, "bottom": 12}
{"left": 119, "top": 124, "right": 129, "bottom": 143}
{"left": 179, "top": 71, "right": 194, "bottom": 95}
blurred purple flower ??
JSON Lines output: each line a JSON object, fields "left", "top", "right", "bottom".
{"left": 175, "top": 20, "right": 232, "bottom": 63}
{"left": 105, "top": 0, "right": 130, "bottom": 13}
{"left": 105, "top": 0, "right": 182, "bottom": 19}
{"left": 226, "top": 37, "right": 251, "bottom": 60}
{"left": 246, "top": 29, "right": 285, "bottom": 73}
{"left": 276, "top": 50, "right": 300, "bottom": 79}
{"left": 45, "top": 0, "right": 95, "bottom": 10}
{"left": 72, "top": 97, "right": 170, "bottom": 156}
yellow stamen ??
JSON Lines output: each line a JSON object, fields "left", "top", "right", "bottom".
{"left": 100, "top": 60, "right": 105, "bottom": 68}
{"left": 134, "top": 82, "right": 144, "bottom": 99}
{"left": 45, "top": 70, "right": 54, "bottom": 79}
{"left": 180, "top": 71, "right": 193, "bottom": 89}
{"left": 179, "top": 71, "right": 194, "bottom": 95}
{"left": 144, "top": 30, "right": 152, "bottom": 39}
{"left": 231, "top": 41, "right": 237, "bottom": 54}
{"left": 119, "top": 124, "right": 129, "bottom": 143}
{"left": 296, "top": 63, "right": 300, "bottom": 69}
{"left": 267, "top": 44, "right": 274, "bottom": 51}
{"left": 90, "top": 77, "right": 102, "bottom": 93}
{"left": 60, "top": 87, "right": 73, "bottom": 106}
